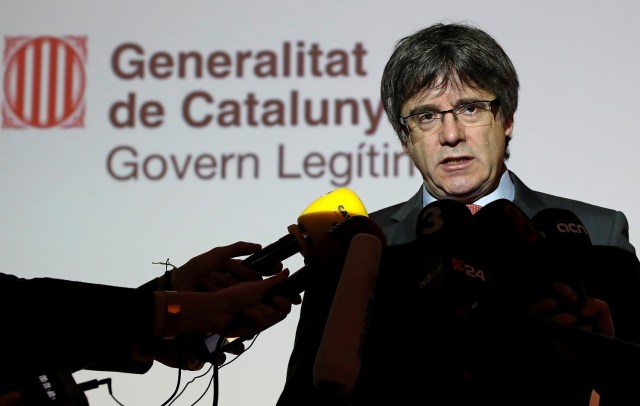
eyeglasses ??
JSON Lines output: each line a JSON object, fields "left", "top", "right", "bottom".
{"left": 400, "top": 99, "right": 500, "bottom": 139}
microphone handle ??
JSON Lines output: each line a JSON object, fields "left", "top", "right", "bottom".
{"left": 264, "top": 265, "right": 313, "bottom": 302}
{"left": 241, "top": 233, "right": 301, "bottom": 274}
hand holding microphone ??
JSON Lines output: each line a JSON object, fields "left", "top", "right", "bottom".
{"left": 262, "top": 214, "right": 387, "bottom": 302}
{"left": 528, "top": 208, "right": 615, "bottom": 357}
{"left": 217, "top": 215, "right": 387, "bottom": 355}
{"left": 138, "top": 240, "right": 292, "bottom": 369}
{"left": 472, "top": 203, "right": 616, "bottom": 359}
{"left": 202, "top": 188, "right": 373, "bottom": 359}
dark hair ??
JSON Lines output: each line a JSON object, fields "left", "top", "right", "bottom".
{"left": 381, "top": 22, "right": 519, "bottom": 153}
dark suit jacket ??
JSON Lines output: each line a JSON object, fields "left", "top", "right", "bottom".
{"left": 276, "top": 171, "right": 640, "bottom": 406}
{"left": 372, "top": 171, "right": 635, "bottom": 253}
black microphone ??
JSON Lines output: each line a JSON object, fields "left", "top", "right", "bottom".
{"left": 241, "top": 188, "right": 368, "bottom": 274}
{"left": 471, "top": 199, "right": 539, "bottom": 311}
{"left": 531, "top": 208, "right": 590, "bottom": 309}
{"left": 412, "top": 199, "right": 485, "bottom": 317}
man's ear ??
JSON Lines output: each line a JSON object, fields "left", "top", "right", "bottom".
{"left": 503, "top": 114, "right": 514, "bottom": 137}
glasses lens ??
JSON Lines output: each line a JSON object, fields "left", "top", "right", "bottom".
{"left": 408, "top": 112, "right": 441, "bottom": 136}
{"left": 454, "top": 101, "right": 493, "bottom": 126}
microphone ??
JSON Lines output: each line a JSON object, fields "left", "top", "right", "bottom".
{"left": 313, "top": 232, "right": 384, "bottom": 397}
{"left": 531, "top": 208, "right": 590, "bottom": 309}
{"left": 265, "top": 215, "right": 387, "bottom": 301}
{"left": 412, "top": 199, "right": 483, "bottom": 316}
{"left": 373, "top": 199, "right": 481, "bottom": 334}
{"left": 471, "top": 199, "right": 539, "bottom": 310}
{"left": 532, "top": 208, "right": 591, "bottom": 246}
{"left": 240, "top": 187, "right": 368, "bottom": 274}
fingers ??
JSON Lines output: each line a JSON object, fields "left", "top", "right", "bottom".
{"left": 226, "top": 260, "right": 265, "bottom": 282}
{"left": 220, "top": 270, "right": 296, "bottom": 337}
{"left": 226, "top": 303, "right": 288, "bottom": 338}
{"left": 242, "top": 302, "right": 288, "bottom": 325}
{"left": 528, "top": 283, "right": 614, "bottom": 337}
{"left": 184, "top": 353, "right": 206, "bottom": 371}
{"left": 581, "top": 297, "right": 614, "bottom": 337}
{"left": 221, "top": 339, "right": 246, "bottom": 355}
{"left": 529, "top": 282, "right": 579, "bottom": 317}
{"left": 153, "top": 338, "right": 207, "bottom": 371}
{"left": 529, "top": 297, "right": 561, "bottom": 317}
{"left": 269, "top": 293, "right": 298, "bottom": 312}
{"left": 210, "top": 241, "right": 263, "bottom": 261}
{"left": 174, "top": 241, "right": 265, "bottom": 291}
{"left": 550, "top": 282, "right": 579, "bottom": 305}
{"left": 218, "top": 269, "right": 291, "bottom": 311}
{"left": 254, "top": 260, "right": 285, "bottom": 277}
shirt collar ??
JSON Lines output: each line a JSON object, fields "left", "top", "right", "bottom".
{"left": 422, "top": 169, "right": 514, "bottom": 207}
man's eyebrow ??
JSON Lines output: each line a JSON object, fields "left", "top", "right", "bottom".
{"left": 405, "top": 103, "right": 439, "bottom": 116}
{"left": 405, "top": 98, "right": 482, "bottom": 116}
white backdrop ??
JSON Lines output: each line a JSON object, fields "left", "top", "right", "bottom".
{"left": 2, "top": 1, "right": 640, "bottom": 405}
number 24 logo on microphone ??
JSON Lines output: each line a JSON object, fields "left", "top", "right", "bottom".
{"left": 451, "top": 257, "right": 487, "bottom": 282}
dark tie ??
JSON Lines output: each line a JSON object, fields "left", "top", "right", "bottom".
{"left": 466, "top": 204, "right": 483, "bottom": 215}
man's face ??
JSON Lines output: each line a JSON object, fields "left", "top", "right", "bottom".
{"left": 401, "top": 84, "right": 513, "bottom": 203}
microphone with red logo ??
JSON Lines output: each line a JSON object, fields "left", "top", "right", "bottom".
{"left": 471, "top": 199, "right": 539, "bottom": 311}
{"left": 412, "top": 199, "right": 485, "bottom": 318}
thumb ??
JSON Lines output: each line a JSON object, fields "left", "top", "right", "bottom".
{"left": 256, "top": 269, "right": 290, "bottom": 295}
{"left": 225, "top": 269, "right": 291, "bottom": 309}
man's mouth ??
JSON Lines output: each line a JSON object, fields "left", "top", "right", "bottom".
{"left": 442, "top": 156, "right": 470, "bottom": 164}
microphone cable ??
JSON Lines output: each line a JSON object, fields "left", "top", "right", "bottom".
{"left": 211, "top": 335, "right": 225, "bottom": 406}
{"left": 159, "top": 345, "right": 183, "bottom": 406}
{"left": 77, "top": 377, "right": 125, "bottom": 406}
{"left": 62, "top": 328, "right": 260, "bottom": 406}
{"left": 162, "top": 334, "right": 259, "bottom": 406}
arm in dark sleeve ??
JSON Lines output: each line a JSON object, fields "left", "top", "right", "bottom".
{"left": 571, "top": 246, "right": 640, "bottom": 405}
{"left": 0, "top": 273, "right": 155, "bottom": 375}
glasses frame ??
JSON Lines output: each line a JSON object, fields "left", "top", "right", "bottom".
{"left": 399, "top": 98, "right": 500, "bottom": 138}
